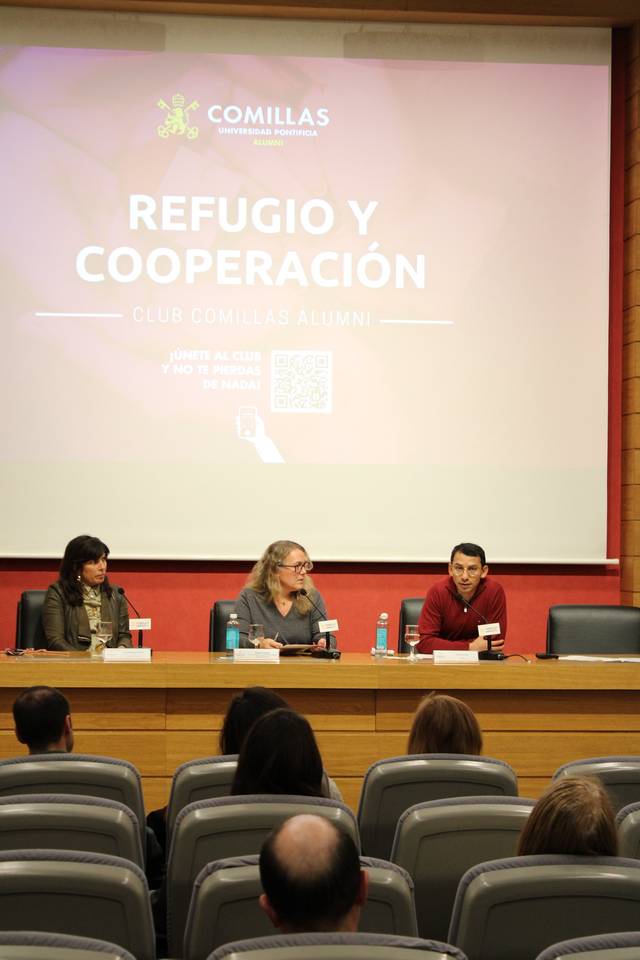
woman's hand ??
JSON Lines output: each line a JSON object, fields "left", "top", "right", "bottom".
{"left": 258, "top": 637, "right": 283, "bottom": 649}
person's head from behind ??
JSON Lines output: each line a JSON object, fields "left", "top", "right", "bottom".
{"left": 231, "top": 708, "right": 323, "bottom": 797}
{"left": 517, "top": 776, "right": 617, "bottom": 857}
{"left": 220, "top": 686, "right": 289, "bottom": 755}
{"left": 259, "top": 814, "right": 367, "bottom": 933}
{"left": 59, "top": 535, "right": 111, "bottom": 602}
{"left": 407, "top": 692, "right": 482, "bottom": 755}
{"left": 13, "top": 686, "right": 73, "bottom": 754}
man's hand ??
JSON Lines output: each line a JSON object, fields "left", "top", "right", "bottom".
{"left": 469, "top": 635, "right": 505, "bottom": 652}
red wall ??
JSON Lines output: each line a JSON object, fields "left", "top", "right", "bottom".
{"left": 0, "top": 558, "right": 621, "bottom": 654}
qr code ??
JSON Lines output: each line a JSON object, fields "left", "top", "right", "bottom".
{"left": 271, "top": 350, "right": 333, "bottom": 414}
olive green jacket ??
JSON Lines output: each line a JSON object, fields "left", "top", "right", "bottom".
{"left": 42, "top": 581, "right": 132, "bottom": 651}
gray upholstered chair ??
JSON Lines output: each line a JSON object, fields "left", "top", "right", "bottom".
{"left": 166, "top": 755, "right": 239, "bottom": 838}
{"left": 0, "top": 850, "right": 155, "bottom": 960}
{"left": 448, "top": 855, "right": 640, "bottom": 960}
{"left": 184, "top": 853, "right": 417, "bottom": 960}
{"left": 390, "top": 795, "right": 535, "bottom": 940}
{"left": 0, "top": 793, "right": 143, "bottom": 866}
{"left": 546, "top": 605, "right": 640, "bottom": 655}
{"left": 0, "top": 754, "right": 146, "bottom": 846}
{"left": 0, "top": 931, "right": 137, "bottom": 960}
{"left": 535, "top": 932, "right": 640, "bottom": 960}
{"left": 207, "top": 932, "right": 469, "bottom": 960}
{"left": 358, "top": 754, "right": 518, "bottom": 859}
{"left": 616, "top": 801, "right": 640, "bottom": 857}
{"left": 398, "top": 598, "right": 424, "bottom": 653}
{"left": 167, "top": 794, "right": 359, "bottom": 958}
{"left": 553, "top": 757, "right": 640, "bottom": 813}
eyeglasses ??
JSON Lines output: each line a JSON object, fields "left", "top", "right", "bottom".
{"left": 451, "top": 563, "right": 482, "bottom": 577}
{"left": 278, "top": 561, "right": 313, "bottom": 574}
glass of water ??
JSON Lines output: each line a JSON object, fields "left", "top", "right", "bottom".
{"left": 248, "top": 623, "right": 265, "bottom": 648}
{"left": 92, "top": 620, "right": 112, "bottom": 656}
{"left": 405, "top": 625, "right": 421, "bottom": 662}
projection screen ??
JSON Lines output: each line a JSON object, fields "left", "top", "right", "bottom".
{"left": 0, "top": 10, "right": 612, "bottom": 561}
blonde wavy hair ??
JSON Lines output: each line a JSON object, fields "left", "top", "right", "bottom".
{"left": 247, "top": 540, "right": 316, "bottom": 614}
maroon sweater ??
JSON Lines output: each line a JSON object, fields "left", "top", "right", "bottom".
{"left": 417, "top": 576, "right": 507, "bottom": 654}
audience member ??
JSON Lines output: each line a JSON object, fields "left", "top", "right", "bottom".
{"left": 259, "top": 814, "right": 367, "bottom": 933}
{"left": 407, "top": 692, "right": 482, "bottom": 755}
{"left": 518, "top": 776, "right": 618, "bottom": 856}
{"left": 232, "top": 708, "right": 324, "bottom": 796}
{"left": 13, "top": 685, "right": 73, "bottom": 753}
{"left": 220, "top": 686, "right": 288, "bottom": 754}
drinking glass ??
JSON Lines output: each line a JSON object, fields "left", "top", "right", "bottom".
{"left": 92, "top": 620, "right": 112, "bottom": 656}
{"left": 405, "top": 625, "right": 421, "bottom": 662}
{"left": 248, "top": 623, "right": 265, "bottom": 648}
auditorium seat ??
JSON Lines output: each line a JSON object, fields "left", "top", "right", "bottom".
{"left": 166, "top": 754, "right": 239, "bottom": 838}
{"left": 390, "top": 795, "right": 535, "bottom": 940}
{"left": 358, "top": 754, "right": 518, "bottom": 859}
{"left": 209, "top": 600, "right": 236, "bottom": 651}
{"left": 546, "top": 605, "right": 640, "bottom": 655}
{"left": 535, "top": 932, "right": 640, "bottom": 960}
{"left": 448, "top": 855, "right": 640, "bottom": 960}
{"left": 167, "top": 794, "right": 359, "bottom": 957}
{"left": 15, "top": 590, "right": 47, "bottom": 649}
{"left": 0, "top": 850, "right": 154, "bottom": 960}
{"left": 207, "top": 932, "right": 469, "bottom": 960}
{"left": 553, "top": 757, "right": 640, "bottom": 813}
{"left": 0, "top": 931, "right": 137, "bottom": 960}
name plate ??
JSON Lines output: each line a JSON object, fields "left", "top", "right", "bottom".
{"left": 433, "top": 650, "right": 479, "bottom": 664}
{"left": 318, "top": 619, "right": 339, "bottom": 633}
{"left": 478, "top": 622, "right": 500, "bottom": 638}
{"left": 232, "top": 648, "right": 280, "bottom": 663}
{"left": 103, "top": 648, "right": 152, "bottom": 662}
{"left": 129, "top": 618, "right": 152, "bottom": 631}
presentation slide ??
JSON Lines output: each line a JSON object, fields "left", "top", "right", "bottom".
{"left": 0, "top": 15, "right": 611, "bottom": 561}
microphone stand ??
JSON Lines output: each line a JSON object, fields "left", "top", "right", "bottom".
{"left": 297, "top": 589, "right": 340, "bottom": 659}
{"left": 118, "top": 588, "right": 144, "bottom": 649}
{"left": 457, "top": 593, "right": 505, "bottom": 661}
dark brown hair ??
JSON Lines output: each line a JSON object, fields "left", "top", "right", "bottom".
{"left": 407, "top": 692, "right": 482, "bottom": 755}
{"left": 517, "top": 776, "right": 618, "bottom": 857}
{"left": 219, "top": 686, "right": 289, "bottom": 755}
{"left": 231, "top": 708, "right": 324, "bottom": 797}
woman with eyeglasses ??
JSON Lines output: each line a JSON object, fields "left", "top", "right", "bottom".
{"left": 234, "top": 540, "right": 329, "bottom": 649}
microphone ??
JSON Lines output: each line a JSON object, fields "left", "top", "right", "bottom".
{"left": 118, "top": 587, "right": 144, "bottom": 649}
{"left": 455, "top": 593, "right": 504, "bottom": 661}
{"left": 297, "top": 588, "right": 337, "bottom": 655}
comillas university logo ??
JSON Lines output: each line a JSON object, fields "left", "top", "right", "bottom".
{"left": 207, "top": 103, "right": 330, "bottom": 139}
{"left": 157, "top": 94, "right": 200, "bottom": 139}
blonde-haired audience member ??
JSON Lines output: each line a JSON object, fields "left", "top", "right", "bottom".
{"left": 517, "top": 776, "right": 618, "bottom": 856}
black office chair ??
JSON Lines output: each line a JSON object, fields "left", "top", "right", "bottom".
{"left": 398, "top": 598, "right": 424, "bottom": 653}
{"left": 546, "top": 605, "right": 640, "bottom": 655}
{"left": 15, "top": 590, "right": 47, "bottom": 649}
{"left": 209, "top": 600, "right": 236, "bottom": 652}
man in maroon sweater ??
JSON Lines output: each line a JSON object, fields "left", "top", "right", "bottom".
{"left": 417, "top": 543, "right": 506, "bottom": 654}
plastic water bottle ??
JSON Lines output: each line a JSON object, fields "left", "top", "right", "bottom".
{"left": 226, "top": 613, "right": 240, "bottom": 650}
{"left": 375, "top": 612, "right": 389, "bottom": 656}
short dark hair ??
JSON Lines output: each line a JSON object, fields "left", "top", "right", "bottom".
{"left": 450, "top": 543, "right": 486, "bottom": 567}
{"left": 220, "top": 686, "right": 289, "bottom": 755}
{"left": 231, "top": 708, "right": 323, "bottom": 797}
{"left": 518, "top": 777, "right": 618, "bottom": 857}
{"left": 407, "top": 692, "right": 483, "bottom": 755}
{"left": 260, "top": 817, "right": 361, "bottom": 931}
{"left": 59, "top": 535, "right": 111, "bottom": 605}
{"left": 13, "top": 686, "right": 70, "bottom": 752}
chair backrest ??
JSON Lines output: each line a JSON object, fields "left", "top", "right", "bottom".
{"left": 15, "top": 590, "right": 47, "bottom": 649}
{"left": 616, "top": 800, "right": 640, "bottom": 856}
{"left": 168, "top": 794, "right": 360, "bottom": 958}
{"left": 391, "top": 796, "right": 535, "bottom": 941}
{"left": 0, "top": 793, "right": 143, "bottom": 867}
{"left": 167, "top": 755, "right": 239, "bottom": 838}
{"left": 0, "top": 754, "right": 146, "bottom": 846}
{"left": 0, "top": 850, "right": 155, "bottom": 960}
{"left": 210, "top": 600, "right": 236, "bottom": 652}
{"left": 0, "top": 931, "right": 137, "bottom": 960}
{"left": 184, "top": 854, "right": 417, "bottom": 960}
{"left": 208, "top": 932, "right": 469, "bottom": 960}
{"left": 398, "top": 599, "right": 424, "bottom": 653}
{"left": 546, "top": 605, "right": 640, "bottom": 655}
{"left": 358, "top": 754, "right": 518, "bottom": 860}
{"left": 536, "top": 932, "right": 640, "bottom": 960}
{"left": 448, "top": 854, "right": 640, "bottom": 960}
{"left": 553, "top": 757, "right": 640, "bottom": 813}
